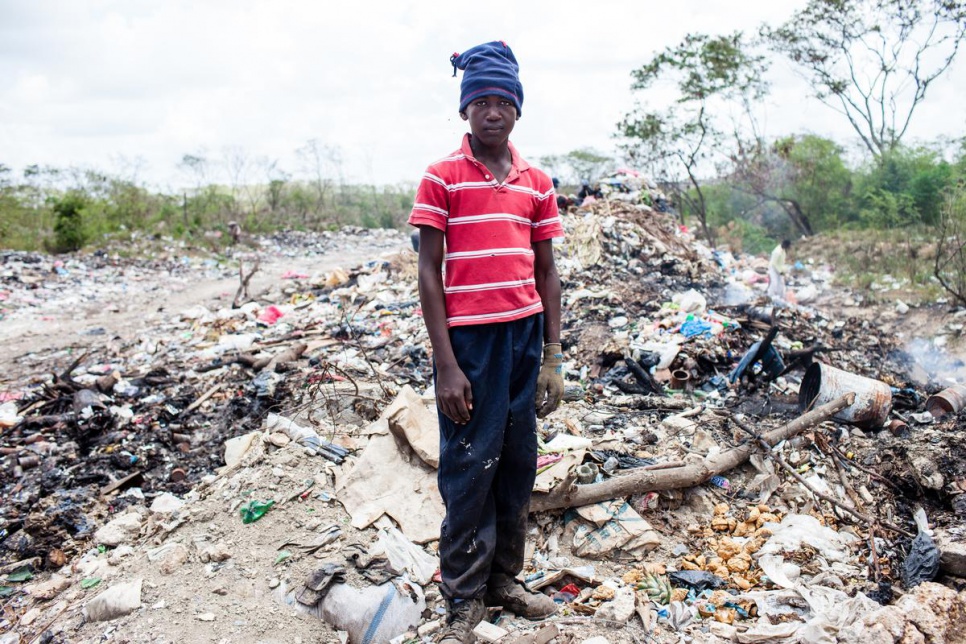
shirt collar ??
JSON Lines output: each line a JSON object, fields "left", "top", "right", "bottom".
{"left": 461, "top": 133, "right": 531, "bottom": 174}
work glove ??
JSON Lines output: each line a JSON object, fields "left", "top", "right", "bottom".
{"left": 535, "top": 343, "right": 564, "bottom": 418}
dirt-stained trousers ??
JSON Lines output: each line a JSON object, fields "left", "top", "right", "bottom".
{"left": 436, "top": 313, "right": 543, "bottom": 600}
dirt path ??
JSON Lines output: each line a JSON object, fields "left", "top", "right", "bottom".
{"left": 0, "top": 233, "right": 407, "bottom": 379}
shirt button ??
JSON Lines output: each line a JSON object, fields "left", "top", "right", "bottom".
{"left": 485, "top": 175, "right": 490, "bottom": 179}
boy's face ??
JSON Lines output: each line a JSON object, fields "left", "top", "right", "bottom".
{"left": 461, "top": 95, "right": 518, "bottom": 147}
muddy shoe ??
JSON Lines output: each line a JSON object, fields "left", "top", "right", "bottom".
{"left": 484, "top": 575, "right": 557, "bottom": 619}
{"left": 439, "top": 597, "right": 486, "bottom": 644}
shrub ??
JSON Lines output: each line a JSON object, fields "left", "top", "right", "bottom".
{"left": 50, "top": 192, "right": 89, "bottom": 252}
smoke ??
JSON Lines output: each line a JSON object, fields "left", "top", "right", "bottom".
{"left": 905, "top": 337, "right": 966, "bottom": 386}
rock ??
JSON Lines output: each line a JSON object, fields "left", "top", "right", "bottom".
{"left": 84, "top": 578, "right": 143, "bottom": 622}
{"left": 159, "top": 544, "right": 189, "bottom": 575}
{"left": 109, "top": 545, "right": 136, "bottom": 565}
{"left": 417, "top": 620, "right": 441, "bottom": 637}
{"left": 0, "top": 632, "right": 21, "bottom": 644}
{"left": 911, "top": 456, "right": 945, "bottom": 490}
{"left": 838, "top": 582, "right": 966, "bottom": 643}
{"left": 196, "top": 612, "right": 216, "bottom": 621}
{"left": 24, "top": 574, "right": 71, "bottom": 600}
{"left": 594, "top": 586, "right": 636, "bottom": 623}
{"left": 896, "top": 300, "right": 909, "bottom": 315}
{"left": 150, "top": 493, "right": 185, "bottom": 515}
{"left": 580, "top": 638, "right": 610, "bottom": 644}
{"left": 708, "top": 621, "right": 738, "bottom": 640}
{"left": 268, "top": 578, "right": 280, "bottom": 589}
{"left": 94, "top": 513, "right": 143, "bottom": 547}
{"left": 20, "top": 607, "right": 41, "bottom": 626}
{"left": 199, "top": 542, "right": 232, "bottom": 563}
{"left": 473, "top": 621, "right": 509, "bottom": 643}
{"left": 937, "top": 531, "right": 966, "bottom": 578}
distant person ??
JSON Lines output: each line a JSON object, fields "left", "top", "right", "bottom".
{"left": 409, "top": 41, "right": 563, "bottom": 643}
{"left": 227, "top": 221, "right": 241, "bottom": 244}
{"left": 768, "top": 239, "right": 791, "bottom": 300}
{"left": 576, "top": 180, "right": 602, "bottom": 205}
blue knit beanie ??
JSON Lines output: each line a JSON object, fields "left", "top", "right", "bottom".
{"left": 450, "top": 41, "right": 523, "bottom": 116}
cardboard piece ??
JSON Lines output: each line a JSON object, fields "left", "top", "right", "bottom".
{"left": 533, "top": 449, "right": 585, "bottom": 493}
{"left": 336, "top": 391, "right": 444, "bottom": 543}
{"left": 569, "top": 499, "right": 661, "bottom": 559}
{"left": 386, "top": 385, "right": 439, "bottom": 468}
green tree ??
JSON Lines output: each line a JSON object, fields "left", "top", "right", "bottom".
{"left": 51, "top": 192, "right": 89, "bottom": 252}
{"left": 853, "top": 145, "right": 952, "bottom": 227}
{"left": 763, "top": 0, "right": 966, "bottom": 159}
{"left": 618, "top": 32, "right": 768, "bottom": 248}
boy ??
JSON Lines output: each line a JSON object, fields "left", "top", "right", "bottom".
{"left": 408, "top": 41, "right": 564, "bottom": 643}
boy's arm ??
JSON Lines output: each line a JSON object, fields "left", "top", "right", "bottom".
{"left": 417, "top": 226, "right": 473, "bottom": 425}
{"left": 533, "top": 239, "right": 563, "bottom": 417}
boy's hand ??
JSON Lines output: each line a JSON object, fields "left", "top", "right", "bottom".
{"left": 535, "top": 343, "right": 564, "bottom": 418}
{"left": 436, "top": 364, "right": 473, "bottom": 425}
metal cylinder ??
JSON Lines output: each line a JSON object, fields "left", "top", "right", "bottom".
{"left": 887, "top": 419, "right": 909, "bottom": 436}
{"left": 925, "top": 384, "right": 966, "bottom": 418}
{"left": 799, "top": 363, "right": 892, "bottom": 429}
{"left": 669, "top": 369, "right": 691, "bottom": 390}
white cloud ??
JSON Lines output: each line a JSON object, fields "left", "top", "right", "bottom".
{"left": 0, "top": 0, "right": 964, "bottom": 191}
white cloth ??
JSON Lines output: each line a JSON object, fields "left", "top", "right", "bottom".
{"left": 767, "top": 265, "right": 785, "bottom": 300}
{"left": 768, "top": 244, "right": 787, "bottom": 300}
{"left": 769, "top": 244, "right": 787, "bottom": 275}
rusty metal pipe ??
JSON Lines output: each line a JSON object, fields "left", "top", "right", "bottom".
{"left": 669, "top": 369, "right": 691, "bottom": 390}
{"left": 925, "top": 384, "right": 966, "bottom": 418}
{"left": 799, "top": 363, "right": 892, "bottom": 429}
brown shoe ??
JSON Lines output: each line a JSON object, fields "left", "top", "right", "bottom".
{"left": 484, "top": 575, "right": 557, "bottom": 620}
{"left": 439, "top": 597, "right": 486, "bottom": 644}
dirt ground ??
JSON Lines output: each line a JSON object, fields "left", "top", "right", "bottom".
{"left": 0, "top": 246, "right": 377, "bottom": 374}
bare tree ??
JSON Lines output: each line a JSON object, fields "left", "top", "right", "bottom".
{"left": 934, "top": 185, "right": 966, "bottom": 306}
{"left": 296, "top": 139, "right": 341, "bottom": 224}
{"left": 763, "top": 0, "right": 966, "bottom": 159}
{"left": 618, "top": 32, "right": 769, "bottom": 249}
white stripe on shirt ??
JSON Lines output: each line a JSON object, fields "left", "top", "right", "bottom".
{"left": 444, "top": 248, "right": 534, "bottom": 261}
{"left": 413, "top": 202, "right": 449, "bottom": 217}
{"left": 447, "top": 302, "right": 543, "bottom": 324}
{"left": 533, "top": 216, "right": 561, "bottom": 228}
{"left": 504, "top": 184, "right": 554, "bottom": 200}
{"left": 447, "top": 213, "right": 532, "bottom": 226}
{"left": 444, "top": 278, "right": 535, "bottom": 294}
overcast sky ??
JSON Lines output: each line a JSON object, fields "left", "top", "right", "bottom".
{"left": 2, "top": 0, "right": 966, "bottom": 191}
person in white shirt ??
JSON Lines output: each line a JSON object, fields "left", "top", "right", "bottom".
{"left": 767, "top": 239, "right": 791, "bottom": 300}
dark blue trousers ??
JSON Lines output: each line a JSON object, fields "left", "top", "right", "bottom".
{"left": 436, "top": 313, "right": 543, "bottom": 600}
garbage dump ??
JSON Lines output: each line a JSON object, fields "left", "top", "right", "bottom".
{"left": 2, "top": 190, "right": 966, "bottom": 643}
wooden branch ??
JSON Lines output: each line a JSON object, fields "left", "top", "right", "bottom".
{"left": 624, "top": 358, "right": 663, "bottom": 396}
{"left": 529, "top": 394, "right": 855, "bottom": 513}
{"left": 183, "top": 383, "right": 225, "bottom": 415}
{"left": 232, "top": 259, "right": 260, "bottom": 308}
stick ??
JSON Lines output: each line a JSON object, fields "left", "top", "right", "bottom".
{"left": 624, "top": 358, "right": 663, "bottom": 396}
{"left": 529, "top": 394, "right": 855, "bottom": 512}
{"left": 232, "top": 259, "right": 260, "bottom": 308}
{"left": 183, "top": 383, "right": 225, "bottom": 415}
{"left": 828, "top": 443, "right": 902, "bottom": 492}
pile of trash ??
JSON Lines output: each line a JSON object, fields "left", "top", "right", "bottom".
{"left": 2, "top": 192, "right": 966, "bottom": 644}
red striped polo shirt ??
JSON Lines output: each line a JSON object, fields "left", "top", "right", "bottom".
{"left": 409, "top": 134, "right": 564, "bottom": 327}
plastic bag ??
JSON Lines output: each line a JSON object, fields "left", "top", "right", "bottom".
{"left": 371, "top": 527, "right": 438, "bottom": 586}
{"left": 276, "top": 577, "right": 424, "bottom": 644}
{"left": 902, "top": 507, "right": 940, "bottom": 587}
